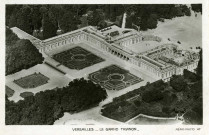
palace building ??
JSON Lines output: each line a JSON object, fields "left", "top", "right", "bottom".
{"left": 15, "top": 25, "right": 199, "bottom": 82}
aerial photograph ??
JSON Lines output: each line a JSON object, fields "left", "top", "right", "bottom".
{"left": 5, "top": 4, "right": 202, "bottom": 125}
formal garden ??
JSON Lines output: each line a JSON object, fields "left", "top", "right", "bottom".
{"left": 89, "top": 65, "right": 143, "bottom": 90}
{"left": 101, "top": 63, "right": 202, "bottom": 124}
{"left": 53, "top": 46, "right": 104, "bottom": 70}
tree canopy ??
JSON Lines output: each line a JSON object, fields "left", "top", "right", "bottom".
{"left": 6, "top": 4, "right": 196, "bottom": 39}
{"left": 196, "top": 49, "right": 202, "bottom": 79}
{"left": 6, "top": 78, "right": 107, "bottom": 125}
{"left": 6, "top": 28, "right": 44, "bottom": 75}
{"left": 191, "top": 4, "right": 202, "bottom": 14}
{"left": 170, "top": 75, "right": 188, "bottom": 92}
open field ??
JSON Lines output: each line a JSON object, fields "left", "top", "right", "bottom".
{"left": 143, "top": 10, "right": 202, "bottom": 51}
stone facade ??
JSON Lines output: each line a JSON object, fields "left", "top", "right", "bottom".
{"left": 36, "top": 26, "right": 199, "bottom": 82}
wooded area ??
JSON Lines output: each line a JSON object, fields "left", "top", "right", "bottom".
{"left": 6, "top": 78, "right": 107, "bottom": 125}
{"left": 6, "top": 28, "right": 44, "bottom": 75}
{"left": 6, "top": 4, "right": 201, "bottom": 39}
{"left": 102, "top": 50, "right": 202, "bottom": 124}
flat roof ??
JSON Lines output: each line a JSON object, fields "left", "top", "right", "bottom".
{"left": 173, "top": 57, "right": 186, "bottom": 65}
{"left": 124, "top": 41, "right": 162, "bottom": 54}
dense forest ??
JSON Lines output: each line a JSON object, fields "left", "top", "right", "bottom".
{"left": 6, "top": 4, "right": 200, "bottom": 40}
{"left": 6, "top": 28, "right": 44, "bottom": 75}
{"left": 191, "top": 4, "right": 202, "bottom": 13}
{"left": 6, "top": 78, "right": 107, "bottom": 125}
{"left": 102, "top": 50, "right": 202, "bottom": 124}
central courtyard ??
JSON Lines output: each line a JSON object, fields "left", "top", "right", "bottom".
{"left": 89, "top": 65, "right": 143, "bottom": 90}
{"left": 53, "top": 46, "right": 105, "bottom": 70}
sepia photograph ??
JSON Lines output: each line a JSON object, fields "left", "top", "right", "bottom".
{"left": 5, "top": 3, "right": 203, "bottom": 127}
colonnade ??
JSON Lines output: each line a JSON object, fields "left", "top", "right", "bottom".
{"left": 108, "top": 48, "right": 130, "bottom": 62}
{"left": 147, "top": 48, "right": 173, "bottom": 59}
{"left": 40, "top": 33, "right": 86, "bottom": 52}
{"left": 140, "top": 60, "right": 161, "bottom": 78}
{"left": 142, "top": 35, "right": 162, "bottom": 42}
{"left": 120, "top": 36, "right": 143, "bottom": 47}
{"left": 176, "top": 61, "right": 198, "bottom": 75}
{"left": 37, "top": 27, "right": 199, "bottom": 83}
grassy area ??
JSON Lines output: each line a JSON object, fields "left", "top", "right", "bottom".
{"left": 14, "top": 72, "right": 49, "bottom": 89}
{"left": 53, "top": 46, "right": 104, "bottom": 70}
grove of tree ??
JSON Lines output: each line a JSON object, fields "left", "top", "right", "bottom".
{"left": 6, "top": 4, "right": 200, "bottom": 39}
{"left": 6, "top": 28, "right": 44, "bottom": 75}
{"left": 6, "top": 78, "right": 107, "bottom": 125}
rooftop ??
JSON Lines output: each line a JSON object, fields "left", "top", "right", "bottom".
{"left": 124, "top": 41, "right": 162, "bottom": 54}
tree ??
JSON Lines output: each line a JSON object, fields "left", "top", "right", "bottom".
{"left": 142, "top": 89, "right": 163, "bottom": 103}
{"left": 6, "top": 4, "right": 194, "bottom": 35}
{"left": 191, "top": 4, "right": 202, "bottom": 14}
{"left": 183, "top": 69, "right": 197, "bottom": 82}
{"left": 170, "top": 75, "right": 187, "bottom": 92}
{"left": 146, "top": 14, "right": 158, "bottom": 29}
{"left": 183, "top": 109, "right": 202, "bottom": 125}
{"left": 181, "top": 5, "right": 191, "bottom": 16}
{"left": 16, "top": 6, "right": 33, "bottom": 34}
{"left": 42, "top": 13, "right": 57, "bottom": 39}
{"left": 8, "top": 14, "right": 17, "bottom": 28}
{"left": 31, "top": 5, "right": 42, "bottom": 30}
{"left": 6, "top": 28, "right": 19, "bottom": 46}
{"left": 196, "top": 49, "right": 202, "bottom": 79}
{"left": 60, "top": 12, "right": 80, "bottom": 33}
{"left": 6, "top": 78, "right": 107, "bottom": 125}
{"left": 162, "top": 106, "right": 172, "bottom": 114}
{"left": 87, "top": 9, "right": 105, "bottom": 27}
{"left": 49, "top": 5, "right": 64, "bottom": 22}
{"left": 6, "top": 36, "right": 44, "bottom": 75}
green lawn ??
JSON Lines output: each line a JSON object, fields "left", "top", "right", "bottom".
{"left": 14, "top": 72, "right": 49, "bottom": 89}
